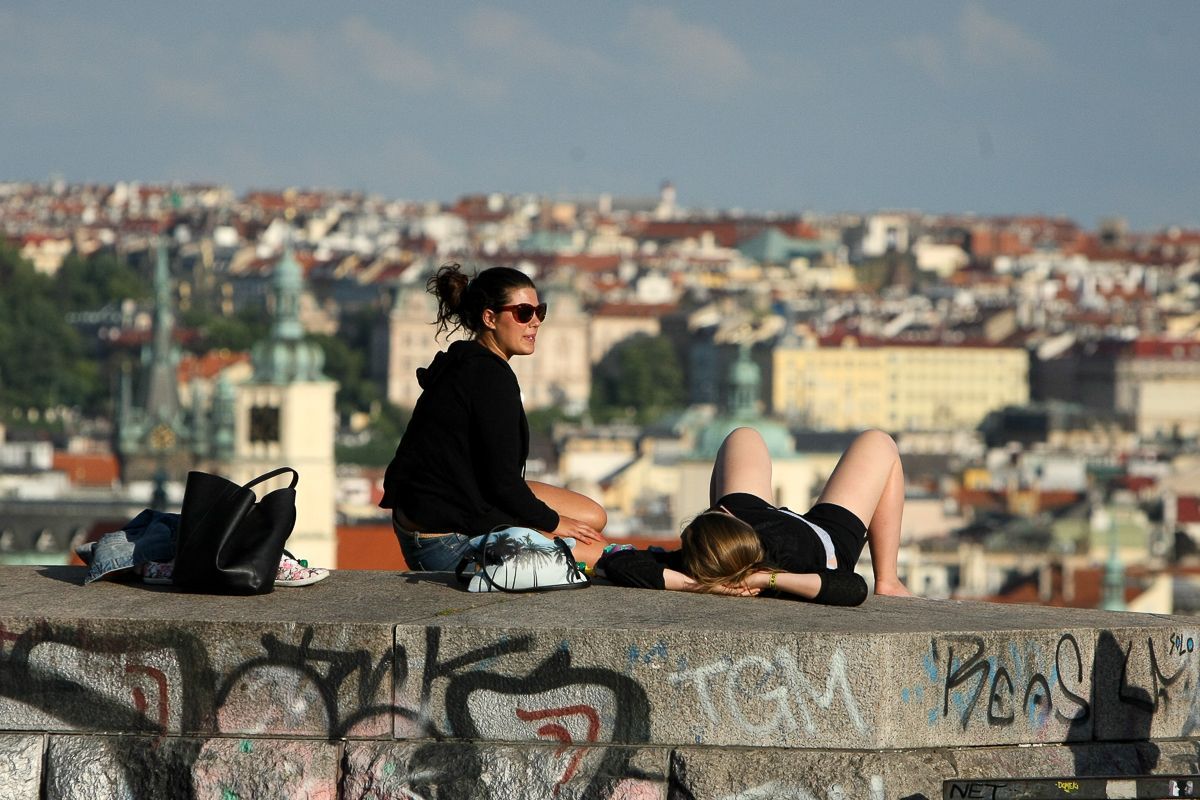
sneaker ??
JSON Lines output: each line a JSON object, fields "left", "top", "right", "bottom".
{"left": 275, "top": 553, "right": 329, "bottom": 587}
{"left": 142, "top": 561, "right": 174, "bottom": 585}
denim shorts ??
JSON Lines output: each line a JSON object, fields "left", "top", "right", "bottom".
{"left": 392, "top": 511, "right": 474, "bottom": 571}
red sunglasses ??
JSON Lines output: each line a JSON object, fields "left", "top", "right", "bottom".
{"left": 495, "top": 302, "right": 548, "bottom": 323}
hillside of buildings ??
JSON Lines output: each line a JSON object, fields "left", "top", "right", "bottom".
{"left": 2, "top": 179, "right": 1200, "bottom": 611}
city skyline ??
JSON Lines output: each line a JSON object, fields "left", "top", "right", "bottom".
{"left": 2, "top": 2, "right": 1198, "bottom": 231}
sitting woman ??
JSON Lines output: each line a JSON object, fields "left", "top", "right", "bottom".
{"left": 601, "top": 426, "right": 913, "bottom": 604}
{"left": 381, "top": 263, "right": 608, "bottom": 570}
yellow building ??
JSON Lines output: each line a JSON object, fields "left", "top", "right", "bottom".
{"left": 772, "top": 335, "right": 1029, "bottom": 431}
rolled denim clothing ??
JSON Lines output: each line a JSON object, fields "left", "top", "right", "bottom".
{"left": 84, "top": 510, "right": 180, "bottom": 584}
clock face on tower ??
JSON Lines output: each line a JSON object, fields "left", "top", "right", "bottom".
{"left": 149, "top": 423, "right": 176, "bottom": 451}
{"left": 248, "top": 405, "right": 280, "bottom": 443}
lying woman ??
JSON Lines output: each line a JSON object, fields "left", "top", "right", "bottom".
{"left": 600, "top": 426, "right": 914, "bottom": 605}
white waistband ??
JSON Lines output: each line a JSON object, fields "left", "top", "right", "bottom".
{"left": 777, "top": 508, "right": 839, "bottom": 569}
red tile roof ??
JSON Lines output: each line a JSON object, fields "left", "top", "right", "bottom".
{"left": 177, "top": 350, "right": 250, "bottom": 383}
{"left": 1179, "top": 497, "right": 1200, "bottom": 525}
{"left": 1131, "top": 339, "right": 1200, "bottom": 360}
{"left": 552, "top": 253, "right": 621, "bottom": 273}
{"left": 984, "top": 564, "right": 1144, "bottom": 609}
{"left": 52, "top": 452, "right": 120, "bottom": 487}
{"left": 592, "top": 303, "right": 677, "bottom": 318}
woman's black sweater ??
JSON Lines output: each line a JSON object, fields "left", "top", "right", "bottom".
{"left": 380, "top": 340, "right": 559, "bottom": 535}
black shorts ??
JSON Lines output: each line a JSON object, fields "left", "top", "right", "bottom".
{"left": 716, "top": 493, "right": 868, "bottom": 570}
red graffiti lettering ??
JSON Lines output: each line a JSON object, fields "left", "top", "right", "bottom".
{"left": 125, "top": 663, "right": 169, "bottom": 729}
{"left": 515, "top": 704, "right": 602, "bottom": 792}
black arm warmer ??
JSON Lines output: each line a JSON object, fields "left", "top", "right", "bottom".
{"left": 811, "top": 571, "right": 869, "bottom": 606}
{"left": 598, "top": 549, "right": 682, "bottom": 590}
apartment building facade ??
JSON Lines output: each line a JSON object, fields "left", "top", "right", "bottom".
{"left": 771, "top": 335, "right": 1029, "bottom": 431}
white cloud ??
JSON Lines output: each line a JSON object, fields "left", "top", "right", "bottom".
{"left": 339, "top": 15, "right": 442, "bottom": 92}
{"left": 892, "top": 3, "right": 1053, "bottom": 85}
{"left": 623, "top": 6, "right": 753, "bottom": 96}
{"left": 247, "top": 20, "right": 441, "bottom": 93}
{"left": 959, "top": 2, "right": 1051, "bottom": 70}
{"left": 248, "top": 17, "right": 499, "bottom": 100}
{"left": 245, "top": 29, "right": 331, "bottom": 88}
{"left": 461, "top": 8, "right": 615, "bottom": 81}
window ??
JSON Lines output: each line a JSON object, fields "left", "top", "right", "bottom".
{"left": 249, "top": 405, "right": 281, "bottom": 443}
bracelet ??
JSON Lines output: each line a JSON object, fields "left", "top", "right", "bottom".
{"left": 768, "top": 572, "right": 778, "bottom": 591}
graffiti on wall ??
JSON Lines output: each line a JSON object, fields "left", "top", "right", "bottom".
{"left": 0, "top": 620, "right": 662, "bottom": 799}
{"left": 399, "top": 627, "right": 658, "bottom": 798}
{"left": 668, "top": 645, "right": 869, "bottom": 740}
{"left": 5, "top": 617, "right": 1200, "bottom": 798}
{"left": 899, "top": 629, "right": 1200, "bottom": 738}
{"left": 917, "top": 633, "right": 1091, "bottom": 732}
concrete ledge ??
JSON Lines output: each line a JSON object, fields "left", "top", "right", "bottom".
{"left": 0, "top": 734, "right": 42, "bottom": 800}
{"left": 3, "top": 735, "right": 1198, "bottom": 799}
{"left": 3, "top": 565, "right": 1200, "bottom": 797}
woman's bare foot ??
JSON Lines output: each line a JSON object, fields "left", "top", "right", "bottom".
{"left": 873, "top": 579, "right": 914, "bottom": 597}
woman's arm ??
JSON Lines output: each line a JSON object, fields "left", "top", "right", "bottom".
{"left": 664, "top": 569, "right": 759, "bottom": 596}
{"left": 745, "top": 570, "right": 820, "bottom": 598}
{"left": 745, "top": 569, "right": 868, "bottom": 606}
{"left": 469, "top": 363, "right": 560, "bottom": 531}
{"left": 600, "top": 548, "right": 681, "bottom": 590}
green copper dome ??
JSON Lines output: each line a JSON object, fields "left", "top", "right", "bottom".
{"left": 692, "top": 344, "right": 793, "bottom": 459}
{"left": 251, "top": 246, "right": 327, "bottom": 383}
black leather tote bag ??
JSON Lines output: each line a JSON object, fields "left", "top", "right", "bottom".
{"left": 173, "top": 466, "right": 299, "bottom": 594}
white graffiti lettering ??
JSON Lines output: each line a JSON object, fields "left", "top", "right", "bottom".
{"left": 669, "top": 646, "right": 868, "bottom": 738}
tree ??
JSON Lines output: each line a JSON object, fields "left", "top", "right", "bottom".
{"left": 310, "top": 331, "right": 380, "bottom": 419}
{"left": 590, "top": 334, "right": 685, "bottom": 424}
{"left": 179, "top": 306, "right": 270, "bottom": 353}
{"left": 54, "top": 251, "right": 149, "bottom": 312}
{"left": 334, "top": 403, "right": 410, "bottom": 466}
{"left": 0, "top": 243, "right": 101, "bottom": 412}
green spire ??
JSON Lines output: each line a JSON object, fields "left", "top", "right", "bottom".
{"left": 272, "top": 245, "right": 304, "bottom": 341}
{"left": 250, "top": 245, "right": 327, "bottom": 384}
{"left": 729, "top": 343, "right": 761, "bottom": 419}
{"left": 1101, "top": 510, "right": 1126, "bottom": 612}
{"left": 143, "top": 238, "right": 180, "bottom": 424}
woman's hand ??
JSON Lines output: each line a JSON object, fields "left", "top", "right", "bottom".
{"left": 549, "top": 515, "right": 605, "bottom": 544}
{"left": 663, "top": 569, "right": 760, "bottom": 596}
{"left": 745, "top": 570, "right": 775, "bottom": 591}
{"left": 707, "top": 582, "right": 760, "bottom": 597}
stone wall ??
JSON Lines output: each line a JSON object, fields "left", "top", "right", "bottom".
{"left": 2, "top": 566, "right": 1199, "bottom": 798}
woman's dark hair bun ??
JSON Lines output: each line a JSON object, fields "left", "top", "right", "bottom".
{"left": 426, "top": 262, "right": 536, "bottom": 339}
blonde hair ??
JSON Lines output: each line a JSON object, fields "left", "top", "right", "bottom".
{"left": 680, "top": 511, "right": 767, "bottom": 591}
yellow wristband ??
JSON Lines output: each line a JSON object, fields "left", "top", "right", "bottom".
{"left": 768, "top": 572, "right": 778, "bottom": 591}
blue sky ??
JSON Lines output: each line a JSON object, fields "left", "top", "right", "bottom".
{"left": 2, "top": 2, "right": 1197, "bottom": 230}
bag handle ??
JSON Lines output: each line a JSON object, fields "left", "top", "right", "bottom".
{"left": 456, "top": 527, "right": 498, "bottom": 587}
{"left": 242, "top": 466, "right": 299, "bottom": 492}
{"left": 553, "top": 538, "right": 588, "bottom": 585}
{"left": 456, "top": 529, "right": 589, "bottom": 592}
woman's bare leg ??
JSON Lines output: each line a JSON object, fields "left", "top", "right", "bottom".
{"left": 816, "top": 430, "right": 912, "bottom": 597}
{"left": 529, "top": 481, "right": 607, "bottom": 531}
{"left": 529, "top": 481, "right": 608, "bottom": 566}
{"left": 710, "top": 427, "right": 774, "bottom": 505}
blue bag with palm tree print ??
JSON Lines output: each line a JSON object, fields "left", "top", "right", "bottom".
{"left": 455, "top": 526, "right": 590, "bottom": 592}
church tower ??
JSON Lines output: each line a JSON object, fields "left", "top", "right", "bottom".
{"left": 225, "top": 247, "right": 338, "bottom": 567}
{"left": 116, "top": 238, "right": 188, "bottom": 491}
